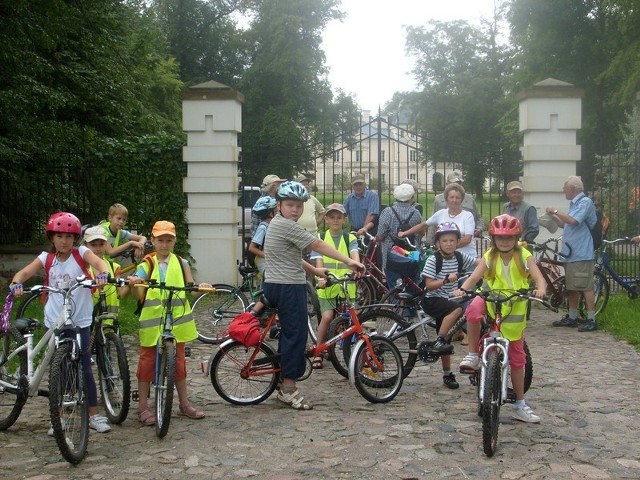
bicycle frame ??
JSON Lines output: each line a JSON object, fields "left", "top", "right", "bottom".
{"left": 597, "top": 238, "right": 639, "bottom": 299}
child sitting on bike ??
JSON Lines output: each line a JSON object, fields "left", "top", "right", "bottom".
{"left": 10, "top": 212, "right": 112, "bottom": 433}
{"left": 99, "top": 203, "right": 148, "bottom": 261}
{"left": 421, "top": 222, "right": 477, "bottom": 389}
{"left": 263, "top": 181, "right": 364, "bottom": 410}
{"left": 83, "top": 226, "right": 130, "bottom": 317}
{"left": 128, "top": 220, "right": 211, "bottom": 425}
{"left": 454, "top": 214, "right": 546, "bottom": 423}
{"left": 310, "top": 203, "right": 360, "bottom": 369}
{"left": 248, "top": 196, "right": 278, "bottom": 280}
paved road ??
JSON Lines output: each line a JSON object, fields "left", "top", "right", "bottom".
{"left": 2, "top": 307, "right": 640, "bottom": 479}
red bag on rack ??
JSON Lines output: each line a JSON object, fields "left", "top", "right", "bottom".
{"left": 228, "top": 312, "right": 261, "bottom": 347}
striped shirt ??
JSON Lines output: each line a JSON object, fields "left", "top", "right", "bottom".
{"left": 264, "top": 213, "right": 317, "bottom": 284}
{"left": 422, "top": 252, "right": 476, "bottom": 299}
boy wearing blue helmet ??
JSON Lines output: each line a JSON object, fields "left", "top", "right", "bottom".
{"left": 263, "top": 181, "right": 364, "bottom": 410}
{"left": 248, "top": 196, "right": 278, "bottom": 278}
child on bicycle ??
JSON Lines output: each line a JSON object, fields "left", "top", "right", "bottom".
{"left": 454, "top": 214, "right": 547, "bottom": 423}
{"left": 421, "top": 222, "right": 476, "bottom": 389}
{"left": 263, "top": 182, "right": 364, "bottom": 410}
{"left": 83, "top": 225, "right": 130, "bottom": 321}
{"left": 99, "top": 203, "right": 148, "bottom": 260}
{"left": 9, "top": 212, "right": 112, "bottom": 433}
{"left": 127, "top": 220, "right": 211, "bottom": 425}
{"left": 310, "top": 203, "right": 360, "bottom": 369}
{"left": 248, "top": 196, "right": 278, "bottom": 279}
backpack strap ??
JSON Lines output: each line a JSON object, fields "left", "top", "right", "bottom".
{"left": 435, "top": 251, "right": 464, "bottom": 275}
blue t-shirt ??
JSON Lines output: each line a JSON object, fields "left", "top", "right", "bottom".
{"left": 562, "top": 192, "right": 597, "bottom": 262}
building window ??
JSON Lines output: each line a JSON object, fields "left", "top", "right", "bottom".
{"left": 381, "top": 150, "right": 386, "bottom": 162}
{"left": 356, "top": 150, "right": 362, "bottom": 162}
{"left": 333, "top": 151, "right": 340, "bottom": 162}
{"left": 409, "top": 173, "right": 417, "bottom": 181}
{"left": 409, "top": 150, "right": 417, "bottom": 162}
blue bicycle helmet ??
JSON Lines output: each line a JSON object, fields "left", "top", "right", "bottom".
{"left": 435, "top": 222, "right": 461, "bottom": 240}
{"left": 252, "top": 196, "right": 277, "bottom": 218}
{"left": 276, "top": 181, "right": 310, "bottom": 202}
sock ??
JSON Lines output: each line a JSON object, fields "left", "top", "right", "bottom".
{"left": 468, "top": 352, "right": 479, "bottom": 358}
{"left": 515, "top": 399, "right": 526, "bottom": 408}
{"left": 569, "top": 308, "right": 578, "bottom": 320}
{"left": 442, "top": 370, "right": 450, "bottom": 376}
{"left": 587, "top": 311, "right": 595, "bottom": 321}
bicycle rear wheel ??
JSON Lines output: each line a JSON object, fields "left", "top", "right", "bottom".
{"left": 326, "top": 315, "right": 352, "bottom": 378}
{"left": 579, "top": 270, "right": 609, "bottom": 316}
{"left": 96, "top": 331, "right": 130, "bottom": 424}
{"left": 0, "top": 327, "right": 28, "bottom": 430}
{"left": 192, "top": 285, "right": 249, "bottom": 344}
{"left": 355, "top": 276, "right": 378, "bottom": 306}
{"left": 209, "top": 341, "right": 280, "bottom": 405}
{"left": 49, "top": 343, "right": 89, "bottom": 465}
{"left": 481, "top": 349, "right": 502, "bottom": 457}
{"left": 349, "top": 335, "right": 404, "bottom": 403}
{"left": 155, "top": 340, "right": 176, "bottom": 438}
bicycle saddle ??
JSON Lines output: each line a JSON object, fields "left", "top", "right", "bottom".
{"left": 14, "top": 317, "right": 43, "bottom": 334}
{"left": 239, "top": 265, "right": 258, "bottom": 275}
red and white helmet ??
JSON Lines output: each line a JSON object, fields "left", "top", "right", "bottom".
{"left": 46, "top": 212, "right": 82, "bottom": 238}
{"left": 488, "top": 214, "right": 522, "bottom": 237}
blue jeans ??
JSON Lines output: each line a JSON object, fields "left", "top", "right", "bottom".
{"left": 263, "top": 283, "right": 308, "bottom": 380}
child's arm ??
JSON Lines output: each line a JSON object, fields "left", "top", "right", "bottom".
{"left": 113, "top": 266, "right": 130, "bottom": 297}
{"left": 525, "top": 256, "right": 547, "bottom": 299}
{"left": 182, "top": 262, "right": 212, "bottom": 296}
{"left": 454, "top": 260, "right": 487, "bottom": 295}
{"left": 10, "top": 258, "right": 43, "bottom": 296}
{"left": 105, "top": 241, "right": 138, "bottom": 258}
{"left": 248, "top": 242, "right": 265, "bottom": 259}
{"left": 302, "top": 259, "right": 328, "bottom": 278}
{"left": 398, "top": 222, "right": 427, "bottom": 238}
{"left": 83, "top": 250, "right": 110, "bottom": 286}
{"left": 308, "top": 239, "right": 364, "bottom": 275}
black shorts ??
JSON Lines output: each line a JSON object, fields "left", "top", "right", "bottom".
{"left": 422, "top": 297, "right": 464, "bottom": 331}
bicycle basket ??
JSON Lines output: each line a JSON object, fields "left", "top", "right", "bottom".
{"left": 386, "top": 250, "right": 420, "bottom": 278}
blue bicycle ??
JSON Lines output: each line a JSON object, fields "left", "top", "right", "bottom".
{"left": 595, "top": 238, "right": 639, "bottom": 300}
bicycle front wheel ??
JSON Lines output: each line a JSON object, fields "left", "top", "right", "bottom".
{"left": 210, "top": 341, "right": 280, "bottom": 405}
{"left": 96, "top": 332, "right": 130, "bottom": 424}
{"left": 326, "top": 315, "right": 352, "bottom": 378}
{"left": 0, "top": 327, "right": 28, "bottom": 430}
{"left": 155, "top": 340, "right": 176, "bottom": 439}
{"left": 349, "top": 335, "right": 404, "bottom": 404}
{"left": 581, "top": 270, "right": 609, "bottom": 316}
{"left": 49, "top": 343, "right": 89, "bottom": 465}
{"left": 355, "top": 276, "right": 378, "bottom": 306}
{"left": 481, "top": 349, "right": 502, "bottom": 457}
{"left": 192, "top": 285, "right": 249, "bottom": 344}
{"left": 306, "top": 282, "right": 321, "bottom": 344}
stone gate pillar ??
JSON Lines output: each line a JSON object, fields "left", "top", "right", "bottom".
{"left": 182, "top": 81, "right": 244, "bottom": 284}
{"left": 518, "top": 78, "right": 584, "bottom": 239}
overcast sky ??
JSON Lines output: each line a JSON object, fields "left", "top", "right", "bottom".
{"left": 322, "top": 0, "right": 499, "bottom": 113}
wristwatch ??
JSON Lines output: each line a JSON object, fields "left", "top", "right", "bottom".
{"left": 443, "top": 274, "right": 450, "bottom": 284}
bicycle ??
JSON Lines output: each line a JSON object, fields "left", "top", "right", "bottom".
{"left": 353, "top": 231, "right": 389, "bottom": 305}
{"left": 532, "top": 237, "right": 608, "bottom": 317}
{"left": 17, "top": 278, "right": 131, "bottom": 425}
{"left": 1, "top": 277, "right": 100, "bottom": 464}
{"left": 595, "top": 238, "right": 638, "bottom": 300}
{"left": 191, "top": 264, "right": 321, "bottom": 345}
{"left": 133, "top": 281, "right": 215, "bottom": 438}
{"left": 457, "top": 288, "right": 557, "bottom": 457}
{"left": 208, "top": 272, "right": 405, "bottom": 404}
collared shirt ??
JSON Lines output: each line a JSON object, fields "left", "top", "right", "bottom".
{"left": 343, "top": 189, "right": 380, "bottom": 230}
{"left": 502, "top": 200, "right": 540, "bottom": 243}
{"left": 562, "top": 192, "right": 597, "bottom": 262}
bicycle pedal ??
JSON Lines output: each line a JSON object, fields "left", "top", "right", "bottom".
{"left": 131, "top": 390, "right": 139, "bottom": 402}
{"left": 185, "top": 345, "right": 192, "bottom": 357}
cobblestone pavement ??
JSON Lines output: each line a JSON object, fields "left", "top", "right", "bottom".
{"left": 2, "top": 307, "right": 640, "bottom": 479}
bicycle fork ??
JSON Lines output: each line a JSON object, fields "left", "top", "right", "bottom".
{"left": 478, "top": 335, "right": 510, "bottom": 404}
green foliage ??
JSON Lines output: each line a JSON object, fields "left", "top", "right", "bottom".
{"left": 598, "top": 294, "right": 640, "bottom": 350}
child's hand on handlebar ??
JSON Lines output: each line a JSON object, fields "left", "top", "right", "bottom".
{"left": 347, "top": 260, "right": 365, "bottom": 278}
{"left": 127, "top": 275, "right": 144, "bottom": 285}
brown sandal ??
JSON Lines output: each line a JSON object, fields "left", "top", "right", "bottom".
{"left": 138, "top": 409, "right": 155, "bottom": 426}
{"left": 178, "top": 403, "right": 205, "bottom": 419}
{"left": 311, "top": 356, "right": 324, "bottom": 369}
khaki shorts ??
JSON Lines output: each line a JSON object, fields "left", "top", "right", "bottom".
{"left": 565, "top": 260, "right": 595, "bottom": 291}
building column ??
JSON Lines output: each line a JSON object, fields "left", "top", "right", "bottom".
{"left": 182, "top": 81, "right": 244, "bottom": 284}
{"left": 518, "top": 78, "right": 584, "bottom": 239}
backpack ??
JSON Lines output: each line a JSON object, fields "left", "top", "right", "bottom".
{"left": 583, "top": 197, "right": 610, "bottom": 251}
{"left": 43, "top": 248, "right": 93, "bottom": 302}
{"left": 434, "top": 251, "right": 464, "bottom": 276}
{"left": 390, "top": 207, "right": 418, "bottom": 248}
{"left": 228, "top": 311, "right": 261, "bottom": 347}
{"left": 134, "top": 252, "right": 188, "bottom": 315}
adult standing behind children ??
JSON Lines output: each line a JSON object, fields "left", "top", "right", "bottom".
{"left": 128, "top": 221, "right": 212, "bottom": 425}
{"left": 263, "top": 182, "right": 364, "bottom": 410}
{"left": 400, "top": 183, "right": 477, "bottom": 259}
{"left": 10, "top": 212, "right": 112, "bottom": 433}
{"left": 295, "top": 174, "right": 325, "bottom": 234}
{"left": 100, "top": 203, "right": 148, "bottom": 261}
{"left": 502, "top": 181, "right": 539, "bottom": 244}
{"left": 545, "top": 175, "right": 598, "bottom": 332}
{"left": 251, "top": 174, "right": 286, "bottom": 236}
{"left": 427, "top": 170, "right": 484, "bottom": 242}
{"left": 376, "top": 183, "right": 422, "bottom": 288}
{"left": 343, "top": 173, "right": 380, "bottom": 236}
{"left": 310, "top": 203, "right": 360, "bottom": 369}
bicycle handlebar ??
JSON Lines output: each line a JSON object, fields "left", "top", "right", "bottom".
{"left": 602, "top": 237, "right": 631, "bottom": 246}
{"left": 27, "top": 276, "right": 96, "bottom": 295}
{"left": 133, "top": 282, "right": 216, "bottom": 293}
{"left": 532, "top": 237, "right": 570, "bottom": 259}
{"left": 324, "top": 271, "right": 354, "bottom": 286}
{"left": 455, "top": 288, "right": 558, "bottom": 313}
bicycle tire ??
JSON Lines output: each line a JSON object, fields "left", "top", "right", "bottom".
{"left": 355, "top": 276, "right": 378, "bottom": 306}
{"left": 305, "top": 282, "right": 321, "bottom": 344}
{"left": 0, "top": 327, "right": 28, "bottom": 430}
{"left": 96, "top": 331, "right": 130, "bottom": 424}
{"left": 377, "top": 289, "right": 419, "bottom": 378}
{"left": 481, "top": 348, "right": 502, "bottom": 457}
{"left": 581, "top": 270, "right": 609, "bottom": 317}
{"left": 326, "top": 315, "right": 352, "bottom": 378}
{"left": 349, "top": 335, "right": 404, "bottom": 403}
{"left": 49, "top": 343, "right": 89, "bottom": 465}
{"left": 209, "top": 341, "right": 280, "bottom": 405}
{"left": 155, "top": 340, "right": 176, "bottom": 439}
{"left": 192, "top": 285, "right": 249, "bottom": 344}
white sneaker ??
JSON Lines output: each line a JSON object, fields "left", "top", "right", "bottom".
{"left": 511, "top": 404, "right": 540, "bottom": 423}
{"left": 89, "top": 414, "right": 111, "bottom": 433}
{"left": 48, "top": 419, "right": 64, "bottom": 436}
{"left": 459, "top": 354, "right": 480, "bottom": 371}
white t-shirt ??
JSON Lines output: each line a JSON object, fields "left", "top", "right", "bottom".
{"left": 37, "top": 246, "right": 94, "bottom": 328}
{"left": 426, "top": 209, "right": 477, "bottom": 258}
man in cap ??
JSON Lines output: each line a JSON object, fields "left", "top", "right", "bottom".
{"left": 427, "top": 170, "right": 483, "bottom": 243}
{"left": 251, "top": 174, "right": 286, "bottom": 235}
{"left": 294, "top": 174, "right": 325, "bottom": 234}
{"left": 502, "top": 180, "right": 539, "bottom": 244}
{"left": 343, "top": 173, "right": 380, "bottom": 237}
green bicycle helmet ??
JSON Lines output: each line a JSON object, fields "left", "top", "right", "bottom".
{"left": 252, "top": 196, "right": 277, "bottom": 218}
{"left": 276, "top": 181, "right": 310, "bottom": 202}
